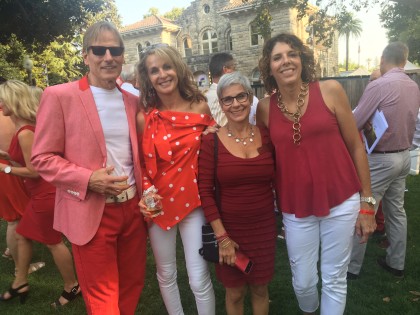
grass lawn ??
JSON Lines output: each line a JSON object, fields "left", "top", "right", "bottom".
{"left": 0, "top": 175, "right": 419, "bottom": 314}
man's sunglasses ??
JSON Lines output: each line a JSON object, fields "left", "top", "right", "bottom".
{"left": 88, "top": 46, "right": 124, "bottom": 57}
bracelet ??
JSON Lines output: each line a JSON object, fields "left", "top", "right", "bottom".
{"left": 359, "top": 209, "right": 375, "bottom": 215}
{"left": 219, "top": 237, "right": 231, "bottom": 247}
{"left": 216, "top": 232, "right": 229, "bottom": 242}
{"left": 221, "top": 240, "right": 232, "bottom": 249}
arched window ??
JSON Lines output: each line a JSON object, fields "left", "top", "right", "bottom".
{"left": 226, "top": 30, "right": 233, "bottom": 51}
{"left": 250, "top": 22, "right": 263, "bottom": 46}
{"left": 202, "top": 29, "right": 218, "bottom": 55}
{"left": 183, "top": 37, "right": 192, "bottom": 57}
{"left": 137, "top": 43, "right": 143, "bottom": 60}
{"left": 145, "top": 41, "right": 151, "bottom": 47}
{"left": 251, "top": 68, "right": 261, "bottom": 83}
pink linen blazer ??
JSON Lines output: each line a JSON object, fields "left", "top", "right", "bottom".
{"left": 31, "top": 76, "right": 143, "bottom": 246}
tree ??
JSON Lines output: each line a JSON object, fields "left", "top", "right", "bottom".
{"left": 0, "top": 0, "right": 121, "bottom": 87}
{"left": 380, "top": 1, "right": 420, "bottom": 64}
{"left": 164, "top": 8, "right": 185, "bottom": 21}
{"left": 0, "top": 0, "right": 106, "bottom": 50}
{"left": 143, "top": 7, "right": 160, "bottom": 19}
{"left": 338, "top": 12, "right": 362, "bottom": 71}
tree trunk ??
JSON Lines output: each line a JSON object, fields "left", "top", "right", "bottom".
{"left": 346, "top": 33, "right": 350, "bottom": 71}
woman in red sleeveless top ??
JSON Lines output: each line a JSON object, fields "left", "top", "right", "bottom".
{"left": 0, "top": 80, "right": 79, "bottom": 307}
{"left": 257, "top": 34, "right": 376, "bottom": 315}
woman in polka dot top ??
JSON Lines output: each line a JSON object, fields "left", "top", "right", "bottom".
{"left": 136, "top": 45, "right": 216, "bottom": 315}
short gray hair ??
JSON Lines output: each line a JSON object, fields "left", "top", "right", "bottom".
{"left": 382, "top": 41, "right": 408, "bottom": 66}
{"left": 216, "top": 72, "right": 253, "bottom": 100}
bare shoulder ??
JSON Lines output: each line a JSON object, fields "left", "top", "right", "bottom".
{"left": 191, "top": 99, "right": 211, "bottom": 116}
{"left": 319, "top": 79, "right": 344, "bottom": 94}
{"left": 319, "top": 80, "right": 348, "bottom": 113}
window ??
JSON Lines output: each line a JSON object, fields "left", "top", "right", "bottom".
{"left": 250, "top": 22, "right": 262, "bottom": 46}
{"left": 203, "top": 4, "right": 210, "bottom": 14}
{"left": 202, "top": 29, "right": 218, "bottom": 55}
{"left": 226, "top": 30, "right": 233, "bottom": 51}
{"left": 183, "top": 38, "right": 192, "bottom": 57}
{"left": 251, "top": 68, "right": 261, "bottom": 83}
{"left": 137, "top": 44, "right": 143, "bottom": 60}
{"left": 145, "top": 41, "right": 151, "bottom": 47}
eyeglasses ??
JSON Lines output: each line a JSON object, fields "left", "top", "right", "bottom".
{"left": 88, "top": 46, "right": 124, "bottom": 57}
{"left": 220, "top": 92, "right": 250, "bottom": 106}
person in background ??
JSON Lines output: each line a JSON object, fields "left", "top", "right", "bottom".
{"left": 120, "top": 63, "right": 140, "bottom": 97}
{"left": 136, "top": 44, "right": 215, "bottom": 315}
{"left": 349, "top": 41, "right": 420, "bottom": 279}
{"left": 0, "top": 100, "right": 29, "bottom": 267}
{"left": 206, "top": 53, "right": 259, "bottom": 126}
{"left": 0, "top": 80, "right": 79, "bottom": 308}
{"left": 31, "top": 21, "right": 148, "bottom": 314}
{"left": 257, "top": 33, "right": 376, "bottom": 315}
{"left": 198, "top": 72, "right": 277, "bottom": 315}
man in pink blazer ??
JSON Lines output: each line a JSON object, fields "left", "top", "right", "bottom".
{"left": 31, "top": 21, "right": 147, "bottom": 315}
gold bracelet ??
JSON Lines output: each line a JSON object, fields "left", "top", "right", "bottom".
{"left": 221, "top": 240, "right": 231, "bottom": 249}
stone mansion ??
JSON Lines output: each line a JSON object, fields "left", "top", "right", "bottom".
{"left": 120, "top": 0, "right": 339, "bottom": 88}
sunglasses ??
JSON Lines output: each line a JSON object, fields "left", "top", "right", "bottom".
{"left": 220, "top": 92, "right": 250, "bottom": 106}
{"left": 88, "top": 46, "right": 124, "bottom": 57}
{"left": 140, "top": 43, "right": 170, "bottom": 59}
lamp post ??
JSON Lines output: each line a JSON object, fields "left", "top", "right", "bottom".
{"left": 23, "top": 56, "right": 33, "bottom": 86}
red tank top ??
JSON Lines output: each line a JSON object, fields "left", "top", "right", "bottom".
{"left": 269, "top": 81, "right": 361, "bottom": 218}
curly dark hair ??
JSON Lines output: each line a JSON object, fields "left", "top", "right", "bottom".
{"left": 137, "top": 45, "right": 206, "bottom": 110}
{"left": 259, "top": 33, "right": 317, "bottom": 94}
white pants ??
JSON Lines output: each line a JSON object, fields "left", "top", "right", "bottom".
{"left": 148, "top": 207, "right": 215, "bottom": 315}
{"left": 283, "top": 193, "right": 359, "bottom": 315}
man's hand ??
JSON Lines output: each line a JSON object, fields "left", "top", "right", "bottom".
{"left": 88, "top": 166, "right": 130, "bottom": 196}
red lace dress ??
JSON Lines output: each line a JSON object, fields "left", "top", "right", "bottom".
{"left": 10, "top": 125, "right": 61, "bottom": 244}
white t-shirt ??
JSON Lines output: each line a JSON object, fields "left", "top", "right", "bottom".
{"left": 91, "top": 86, "right": 135, "bottom": 185}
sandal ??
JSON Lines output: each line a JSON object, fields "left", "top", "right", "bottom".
{"left": 0, "top": 283, "right": 29, "bottom": 304}
{"left": 51, "top": 284, "right": 81, "bottom": 309}
{"left": 14, "top": 261, "right": 46, "bottom": 276}
{"left": 2, "top": 248, "right": 13, "bottom": 260}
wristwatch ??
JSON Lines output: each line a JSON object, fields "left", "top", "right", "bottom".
{"left": 360, "top": 196, "right": 376, "bottom": 206}
{"left": 3, "top": 166, "right": 12, "bottom": 174}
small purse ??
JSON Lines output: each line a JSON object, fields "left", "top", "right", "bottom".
{"left": 199, "top": 133, "right": 221, "bottom": 263}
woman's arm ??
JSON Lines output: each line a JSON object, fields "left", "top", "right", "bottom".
{"left": 0, "top": 129, "right": 39, "bottom": 178}
{"left": 320, "top": 80, "right": 376, "bottom": 243}
{"left": 256, "top": 97, "right": 270, "bottom": 128}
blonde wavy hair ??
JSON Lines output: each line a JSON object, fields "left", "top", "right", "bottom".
{"left": 0, "top": 80, "right": 41, "bottom": 123}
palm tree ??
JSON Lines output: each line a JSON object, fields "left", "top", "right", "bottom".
{"left": 338, "top": 12, "right": 363, "bottom": 71}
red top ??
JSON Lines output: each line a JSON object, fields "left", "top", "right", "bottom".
{"left": 142, "top": 109, "right": 214, "bottom": 230}
{"left": 8, "top": 125, "right": 55, "bottom": 199}
{"left": 269, "top": 81, "right": 361, "bottom": 218}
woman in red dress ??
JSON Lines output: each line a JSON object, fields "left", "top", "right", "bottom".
{"left": 136, "top": 45, "right": 215, "bottom": 315}
{"left": 0, "top": 110, "right": 29, "bottom": 267}
{"left": 198, "top": 72, "right": 277, "bottom": 315}
{"left": 0, "top": 80, "right": 79, "bottom": 307}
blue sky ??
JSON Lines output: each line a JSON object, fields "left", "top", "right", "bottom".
{"left": 114, "top": 0, "right": 388, "bottom": 68}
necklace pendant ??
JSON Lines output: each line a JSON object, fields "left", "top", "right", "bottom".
{"left": 249, "top": 138, "right": 253, "bottom": 142}
{"left": 235, "top": 138, "right": 240, "bottom": 143}
{"left": 228, "top": 132, "right": 232, "bottom": 137}
{"left": 243, "top": 141, "right": 247, "bottom": 145}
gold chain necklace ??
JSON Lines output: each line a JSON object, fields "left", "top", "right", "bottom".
{"left": 227, "top": 124, "right": 255, "bottom": 146}
{"left": 277, "top": 82, "right": 309, "bottom": 145}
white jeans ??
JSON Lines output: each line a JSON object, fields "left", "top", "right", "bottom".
{"left": 148, "top": 207, "right": 215, "bottom": 315}
{"left": 283, "top": 193, "right": 359, "bottom": 315}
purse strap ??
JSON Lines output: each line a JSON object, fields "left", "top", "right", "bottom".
{"left": 213, "top": 133, "right": 221, "bottom": 210}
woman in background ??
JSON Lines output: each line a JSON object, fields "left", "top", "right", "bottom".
{"left": 136, "top": 45, "right": 215, "bottom": 315}
{"left": 0, "top": 80, "right": 79, "bottom": 308}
